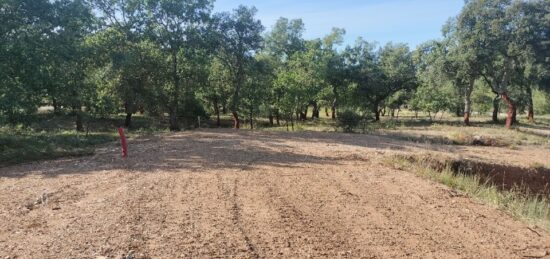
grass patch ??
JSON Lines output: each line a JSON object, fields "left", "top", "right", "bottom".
{"left": 0, "top": 128, "right": 118, "bottom": 167}
{"left": 0, "top": 114, "right": 168, "bottom": 167}
{"left": 385, "top": 154, "right": 550, "bottom": 230}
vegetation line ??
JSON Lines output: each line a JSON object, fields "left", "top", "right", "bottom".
{"left": 384, "top": 155, "right": 550, "bottom": 231}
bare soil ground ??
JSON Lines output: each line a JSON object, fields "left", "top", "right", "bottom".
{"left": 1, "top": 129, "right": 549, "bottom": 258}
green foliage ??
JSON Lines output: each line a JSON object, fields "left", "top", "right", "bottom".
{"left": 409, "top": 83, "right": 454, "bottom": 120}
{"left": 471, "top": 86, "right": 494, "bottom": 115}
{"left": 533, "top": 89, "right": 550, "bottom": 115}
{"left": 337, "top": 110, "right": 361, "bottom": 133}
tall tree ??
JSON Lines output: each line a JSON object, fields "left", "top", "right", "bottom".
{"left": 146, "top": 0, "right": 212, "bottom": 131}
{"left": 215, "top": 5, "right": 263, "bottom": 129}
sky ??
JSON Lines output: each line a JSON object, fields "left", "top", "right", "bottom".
{"left": 213, "top": 0, "right": 465, "bottom": 49}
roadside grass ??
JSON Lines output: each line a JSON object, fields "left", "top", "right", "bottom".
{"left": 385, "top": 155, "right": 550, "bottom": 230}
{"left": 0, "top": 114, "right": 167, "bottom": 167}
{"left": 0, "top": 128, "right": 117, "bottom": 166}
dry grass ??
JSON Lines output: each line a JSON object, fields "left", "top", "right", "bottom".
{"left": 385, "top": 154, "right": 550, "bottom": 230}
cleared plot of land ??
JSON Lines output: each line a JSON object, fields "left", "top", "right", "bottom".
{"left": 0, "top": 129, "right": 549, "bottom": 258}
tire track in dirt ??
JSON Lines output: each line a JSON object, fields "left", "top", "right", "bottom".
{"left": 229, "top": 178, "right": 260, "bottom": 259}
{"left": 2, "top": 129, "right": 550, "bottom": 258}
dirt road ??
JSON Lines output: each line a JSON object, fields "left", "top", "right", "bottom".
{"left": 1, "top": 129, "right": 549, "bottom": 258}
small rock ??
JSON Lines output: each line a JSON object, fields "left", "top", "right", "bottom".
{"left": 125, "top": 250, "right": 135, "bottom": 259}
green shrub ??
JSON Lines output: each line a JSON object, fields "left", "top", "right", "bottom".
{"left": 337, "top": 110, "right": 361, "bottom": 133}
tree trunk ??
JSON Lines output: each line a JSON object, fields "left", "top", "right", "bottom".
{"left": 396, "top": 109, "right": 401, "bottom": 119}
{"left": 249, "top": 107, "right": 253, "bottom": 130}
{"left": 52, "top": 98, "right": 60, "bottom": 114}
{"left": 373, "top": 102, "right": 380, "bottom": 121}
{"left": 275, "top": 109, "right": 280, "bottom": 126}
{"left": 325, "top": 107, "right": 329, "bottom": 117}
{"left": 169, "top": 110, "right": 178, "bottom": 131}
{"left": 230, "top": 60, "right": 244, "bottom": 129}
{"left": 232, "top": 111, "right": 240, "bottom": 129}
{"left": 528, "top": 104, "right": 534, "bottom": 122}
{"left": 492, "top": 94, "right": 500, "bottom": 123}
{"left": 512, "top": 106, "right": 517, "bottom": 124}
{"left": 301, "top": 112, "right": 307, "bottom": 121}
{"left": 527, "top": 86, "right": 534, "bottom": 122}
{"left": 74, "top": 106, "right": 83, "bottom": 132}
{"left": 214, "top": 100, "right": 220, "bottom": 128}
{"left": 302, "top": 106, "right": 308, "bottom": 121}
{"left": 331, "top": 98, "right": 337, "bottom": 119}
{"left": 501, "top": 92, "right": 515, "bottom": 129}
{"left": 311, "top": 101, "right": 319, "bottom": 119}
{"left": 169, "top": 50, "right": 180, "bottom": 131}
{"left": 268, "top": 109, "right": 274, "bottom": 126}
{"left": 125, "top": 112, "right": 132, "bottom": 128}
{"left": 463, "top": 79, "right": 474, "bottom": 126}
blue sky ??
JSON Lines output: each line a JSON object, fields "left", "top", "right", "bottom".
{"left": 213, "top": 0, "right": 465, "bottom": 48}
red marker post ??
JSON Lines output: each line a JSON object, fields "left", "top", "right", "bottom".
{"left": 118, "top": 127, "right": 128, "bottom": 158}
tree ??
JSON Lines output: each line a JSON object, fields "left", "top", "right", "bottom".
{"left": 348, "top": 40, "right": 416, "bottom": 121}
{"left": 0, "top": 0, "right": 55, "bottom": 123}
{"left": 263, "top": 17, "right": 306, "bottom": 124}
{"left": 146, "top": 0, "right": 212, "bottom": 131}
{"left": 51, "top": 0, "right": 97, "bottom": 131}
{"left": 215, "top": 5, "right": 264, "bottom": 129}
{"left": 456, "top": 0, "right": 531, "bottom": 128}
{"left": 322, "top": 28, "right": 346, "bottom": 119}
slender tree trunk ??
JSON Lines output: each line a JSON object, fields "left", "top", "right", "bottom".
{"left": 464, "top": 79, "right": 474, "bottom": 126}
{"left": 325, "top": 107, "right": 329, "bottom": 117}
{"left": 213, "top": 100, "right": 220, "bottom": 128}
{"left": 396, "top": 109, "right": 401, "bottom": 119}
{"left": 527, "top": 86, "right": 534, "bottom": 122}
{"left": 231, "top": 61, "right": 244, "bottom": 129}
{"left": 222, "top": 104, "right": 227, "bottom": 114}
{"left": 169, "top": 50, "right": 180, "bottom": 131}
{"left": 74, "top": 106, "right": 83, "bottom": 132}
{"left": 249, "top": 106, "right": 253, "bottom": 130}
{"left": 331, "top": 98, "right": 337, "bottom": 119}
{"left": 268, "top": 109, "right": 274, "bottom": 126}
{"left": 52, "top": 98, "right": 60, "bottom": 114}
{"left": 232, "top": 111, "right": 240, "bottom": 129}
{"left": 125, "top": 113, "right": 132, "bottom": 128}
{"left": 311, "top": 101, "right": 319, "bottom": 119}
{"left": 302, "top": 106, "right": 308, "bottom": 121}
{"left": 286, "top": 119, "right": 289, "bottom": 131}
{"left": 275, "top": 109, "right": 280, "bottom": 126}
{"left": 169, "top": 109, "right": 178, "bottom": 131}
{"left": 492, "top": 94, "right": 500, "bottom": 123}
{"left": 501, "top": 92, "right": 515, "bottom": 129}
{"left": 373, "top": 102, "right": 380, "bottom": 121}
{"left": 512, "top": 106, "right": 518, "bottom": 124}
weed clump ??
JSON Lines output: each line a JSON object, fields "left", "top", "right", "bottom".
{"left": 337, "top": 110, "right": 361, "bottom": 133}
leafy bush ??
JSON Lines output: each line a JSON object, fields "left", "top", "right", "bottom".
{"left": 337, "top": 110, "right": 361, "bottom": 133}
{"left": 177, "top": 96, "right": 210, "bottom": 128}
